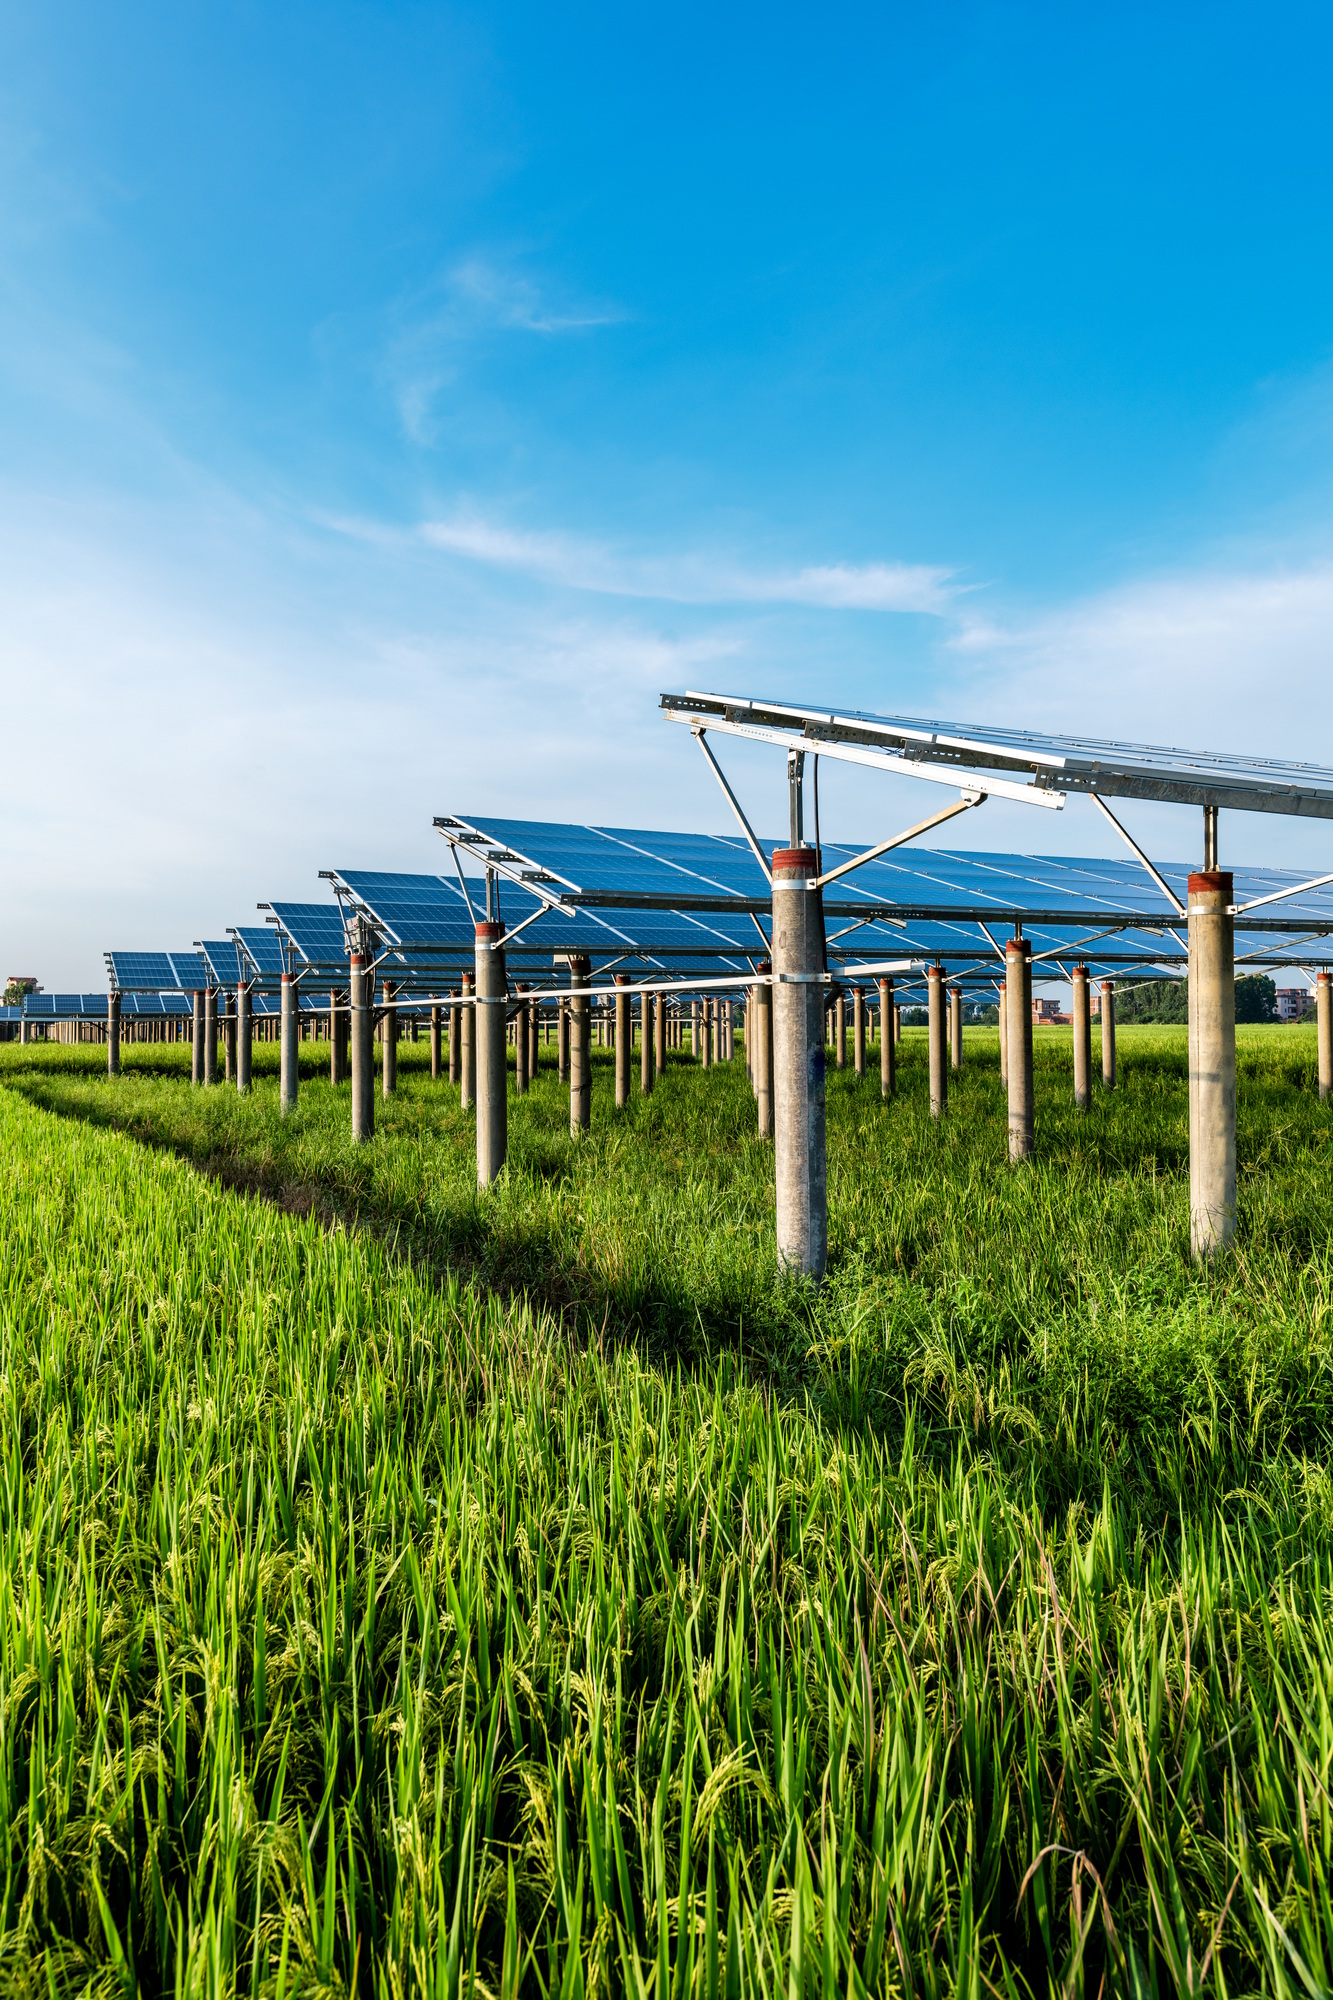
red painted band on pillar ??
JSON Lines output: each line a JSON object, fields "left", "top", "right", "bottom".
{"left": 1187, "top": 871, "right": 1233, "bottom": 895}
{"left": 771, "top": 847, "right": 817, "bottom": 875}
{"left": 475, "top": 922, "right": 505, "bottom": 942}
{"left": 1006, "top": 939, "right": 1033, "bottom": 957}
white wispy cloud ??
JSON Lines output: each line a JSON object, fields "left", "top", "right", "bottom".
{"left": 949, "top": 558, "right": 1333, "bottom": 754}
{"left": 416, "top": 511, "right": 956, "bottom": 612}
{"left": 384, "top": 254, "right": 627, "bottom": 443}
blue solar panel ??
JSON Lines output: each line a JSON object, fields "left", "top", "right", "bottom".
{"left": 22, "top": 994, "right": 111, "bottom": 1018}
{"left": 198, "top": 940, "right": 243, "bottom": 986}
{"left": 267, "top": 904, "right": 349, "bottom": 968}
{"left": 435, "top": 818, "right": 1333, "bottom": 987}
{"left": 106, "top": 951, "right": 180, "bottom": 991}
{"left": 233, "top": 927, "right": 286, "bottom": 980}
{"left": 169, "top": 952, "right": 211, "bottom": 991}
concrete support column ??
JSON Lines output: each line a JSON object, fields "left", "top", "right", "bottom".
{"left": 853, "top": 988, "right": 866, "bottom": 1077}
{"left": 558, "top": 998, "right": 569, "bottom": 1083}
{"left": 449, "top": 993, "right": 460, "bottom": 1086}
{"left": 614, "top": 974, "right": 632, "bottom": 1106}
{"left": 894, "top": 1004, "right": 901, "bottom": 1045}
{"left": 107, "top": 993, "right": 121, "bottom": 1076}
{"left": 430, "top": 1005, "right": 442, "bottom": 1081}
{"left": 835, "top": 992, "right": 847, "bottom": 1070}
{"left": 927, "top": 963, "right": 947, "bottom": 1118}
{"left": 529, "top": 998, "right": 539, "bottom": 1081}
{"left": 1072, "top": 965, "right": 1091, "bottom": 1111}
{"left": 689, "top": 999, "right": 698, "bottom": 1058}
{"left": 1100, "top": 981, "right": 1116, "bottom": 1090}
{"left": 1006, "top": 939, "right": 1034, "bottom": 1161}
{"left": 878, "top": 978, "right": 895, "bottom": 1099}
{"left": 515, "top": 985, "right": 530, "bottom": 1095}
{"left": 280, "top": 974, "right": 298, "bottom": 1115}
{"left": 192, "top": 992, "right": 204, "bottom": 1085}
{"left": 569, "top": 956, "right": 591, "bottom": 1134}
{"left": 999, "top": 981, "right": 1008, "bottom": 1086}
{"left": 475, "top": 924, "right": 508, "bottom": 1186}
{"left": 351, "top": 953, "right": 374, "bottom": 1141}
{"left": 1188, "top": 871, "right": 1236, "bottom": 1260}
{"left": 949, "top": 987, "right": 963, "bottom": 1071}
{"left": 641, "top": 990, "right": 654, "bottom": 1094}
{"left": 238, "top": 985, "right": 252, "bottom": 1092}
{"left": 204, "top": 990, "right": 218, "bottom": 1085}
{"left": 223, "top": 995, "right": 236, "bottom": 1083}
{"left": 1318, "top": 972, "right": 1332, "bottom": 1102}
{"left": 655, "top": 988, "right": 666, "bottom": 1074}
{"left": 772, "top": 848, "right": 827, "bottom": 1280}
{"left": 382, "top": 981, "right": 397, "bottom": 1098}
{"left": 755, "top": 960, "right": 774, "bottom": 1138}
{"left": 460, "top": 973, "right": 475, "bottom": 1111}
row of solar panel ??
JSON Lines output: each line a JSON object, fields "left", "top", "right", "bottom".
{"left": 103, "top": 816, "right": 1333, "bottom": 1002}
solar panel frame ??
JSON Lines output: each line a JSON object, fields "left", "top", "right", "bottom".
{"left": 664, "top": 689, "right": 1333, "bottom": 818}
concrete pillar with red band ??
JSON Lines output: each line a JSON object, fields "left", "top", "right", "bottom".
{"left": 615, "top": 973, "right": 632, "bottom": 1106}
{"left": 280, "top": 973, "right": 298, "bottom": 1116}
{"left": 772, "top": 847, "right": 827, "bottom": 1280}
{"left": 475, "top": 921, "right": 507, "bottom": 1186}
{"left": 1318, "top": 971, "right": 1332, "bottom": 1102}
{"left": 1005, "top": 939, "right": 1034, "bottom": 1160}
{"left": 878, "top": 977, "right": 895, "bottom": 1099}
{"left": 1100, "top": 980, "right": 1116, "bottom": 1089}
{"left": 569, "top": 955, "right": 591, "bottom": 1134}
{"left": 949, "top": 985, "right": 963, "bottom": 1072}
{"left": 1072, "top": 964, "right": 1091, "bottom": 1111}
{"left": 927, "top": 962, "right": 947, "bottom": 1118}
{"left": 1187, "top": 871, "right": 1235, "bottom": 1258}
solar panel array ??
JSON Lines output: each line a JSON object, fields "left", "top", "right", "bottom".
{"left": 435, "top": 817, "right": 1333, "bottom": 996}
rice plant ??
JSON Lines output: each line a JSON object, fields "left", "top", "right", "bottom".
{"left": 1, "top": 1024, "right": 1330, "bottom": 1994}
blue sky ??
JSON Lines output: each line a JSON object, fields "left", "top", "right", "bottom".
{"left": 4, "top": 3, "right": 1333, "bottom": 984}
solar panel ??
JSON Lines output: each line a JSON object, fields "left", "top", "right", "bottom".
{"left": 120, "top": 992, "right": 193, "bottom": 1017}
{"left": 330, "top": 867, "right": 764, "bottom": 970}
{"left": 233, "top": 927, "right": 287, "bottom": 981}
{"left": 433, "top": 817, "right": 1333, "bottom": 982}
{"left": 267, "top": 904, "right": 349, "bottom": 968}
{"left": 664, "top": 690, "right": 1333, "bottom": 818}
{"left": 23, "top": 994, "right": 113, "bottom": 1018}
{"left": 168, "top": 952, "right": 210, "bottom": 991}
{"left": 106, "top": 951, "right": 180, "bottom": 991}
{"left": 198, "top": 940, "right": 243, "bottom": 987}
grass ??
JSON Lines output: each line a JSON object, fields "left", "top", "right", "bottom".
{"left": 0, "top": 1024, "right": 1331, "bottom": 1995}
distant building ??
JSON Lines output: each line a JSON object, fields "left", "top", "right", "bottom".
{"left": 1275, "top": 985, "right": 1314, "bottom": 1022}
{"left": 1032, "top": 995, "right": 1070, "bottom": 1025}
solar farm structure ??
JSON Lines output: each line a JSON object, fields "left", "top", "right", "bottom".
{"left": 90, "top": 688, "right": 1333, "bottom": 1274}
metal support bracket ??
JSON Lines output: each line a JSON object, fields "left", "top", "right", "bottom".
{"left": 1088, "top": 792, "right": 1187, "bottom": 916}
{"left": 691, "top": 727, "right": 774, "bottom": 886}
{"left": 809, "top": 792, "right": 985, "bottom": 890}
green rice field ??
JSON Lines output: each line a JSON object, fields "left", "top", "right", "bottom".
{"left": 1, "top": 1024, "right": 1330, "bottom": 1996}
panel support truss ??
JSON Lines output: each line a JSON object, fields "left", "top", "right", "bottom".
{"left": 1088, "top": 792, "right": 1186, "bottom": 916}
{"left": 810, "top": 793, "right": 985, "bottom": 890}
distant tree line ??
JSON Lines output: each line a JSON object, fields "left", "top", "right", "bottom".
{"left": 1111, "top": 975, "right": 1276, "bottom": 1024}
